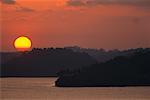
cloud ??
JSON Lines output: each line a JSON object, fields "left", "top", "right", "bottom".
{"left": 86, "top": 0, "right": 150, "bottom": 7}
{"left": 67, "top": 0, "right": 85, "bottom": 6}
{"left": 16, "top": 6, "right": 35, "bottom": 12}
{"left": 67, "top": 0, "right": 150, "bottom": 7}
{"left": 1, "top": 0, "right": 34, "bottom": 12}
{"left": 0, "top": 0, "right": 16, "bottom": 4}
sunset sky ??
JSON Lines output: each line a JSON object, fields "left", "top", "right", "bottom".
{"left": 1, "top": 0, "right": 150, "bottom": 51}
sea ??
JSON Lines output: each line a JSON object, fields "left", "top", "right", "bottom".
{"left": 1, "top": 78, "right": 150, "bottom": 100}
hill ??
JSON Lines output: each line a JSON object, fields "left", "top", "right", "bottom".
{"left": 65, "top": 46, "right": 141, "bottom": 62}
{"left": 1, "top": 48, "right": 97, "bottom": 77}
{"left": 55, "top": 48, "right": 150, "bottom": 87}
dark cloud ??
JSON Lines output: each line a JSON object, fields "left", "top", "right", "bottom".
{"left": 1, "top": 0, "right": 34, "bottom": 12}
{"left": 67, "top": 0, "right": 85, "bottom": 6}
{"left": 132, "top": 17, "right": 140, "bottom": 24}
{"left": 67, "top": 0, "right": 150, "bottom": 7}
{"left": 86, "top": 0, "right": 150, "bottom": 7}
{"left": 1, "top": 0, "right": 16, "bottom": 4}
{"left": 16, "top": 6, "right": 35, "bottom": 12}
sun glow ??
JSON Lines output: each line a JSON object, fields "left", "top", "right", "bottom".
{"left": 14, "top": 36, "right": 32, "bottom": 51}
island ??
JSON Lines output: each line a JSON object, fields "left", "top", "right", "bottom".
{"left": 55, "top": 48, "right": 150, "bottom": 87}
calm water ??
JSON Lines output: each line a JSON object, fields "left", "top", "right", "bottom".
{"left": 1, "top": 78, "right": 150, "bottom": 100}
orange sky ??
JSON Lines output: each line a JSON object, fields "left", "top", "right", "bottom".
{"left": 1, "top": 0, "right": 150, "bottom": 51}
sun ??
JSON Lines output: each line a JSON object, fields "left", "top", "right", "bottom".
{"left": 14, "top": 36, "right": 32, "bottom": 51}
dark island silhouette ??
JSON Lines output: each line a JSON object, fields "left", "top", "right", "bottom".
{"left": 55, "top": 48, "right": 150, "bottom": 87}
{"left": 1, "top": 47, "right": 150, "bottom": 88}
{"left": 1, "top": 48, "right": 97, "bottom": 77}
{"left": 1, "top": 46, "right": 132, "bottom": 77}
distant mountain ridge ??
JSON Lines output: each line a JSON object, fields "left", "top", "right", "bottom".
{"left": 1, "top": 48, "right": 97, "bottom": 77}
{"left": 1, "top": 46, "right": 146, "bottom": 63}
{"left": 64, "top": 46, "right": 144, "bottom": 62}
{"left": 1, "top": 47, "right": 149, "bottom": 77}
{"left": 1, "top": 52, "right": 22, "bottom": 64}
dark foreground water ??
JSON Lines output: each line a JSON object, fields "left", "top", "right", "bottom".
{"left": 1, "top": 78, "right": 150, "bottom": 100}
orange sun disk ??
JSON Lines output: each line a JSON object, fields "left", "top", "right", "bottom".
{"left": 14, "top": 36, "right": 32, "bottom": 51}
